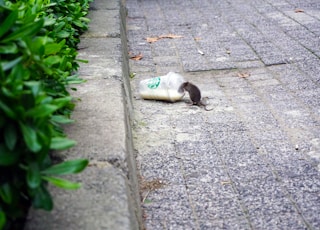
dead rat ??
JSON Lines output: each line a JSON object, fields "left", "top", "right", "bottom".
{"left": 179, "top": 82, "right": 213, "bottom": 111}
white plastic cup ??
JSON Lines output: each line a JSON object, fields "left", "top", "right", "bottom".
{"left": 139, "top": 72, "right": 186, "bottom": 102}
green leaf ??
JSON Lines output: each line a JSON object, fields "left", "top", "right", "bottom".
{"left": 0, "top": 10, "right": 18, "bottom": 38}
{"left": 27, "top": 162, "right": 41, "bottom": 189}
{"left": 75, "top": 59, "right": 89, "bottom": 63}
{"left": 0, "top": 144, "right": 18, "bottom": 166}
{"left": 0, "top": 43, "right": 18, "bottom": 54}
{"left": 24, "top": 81, "right": 41, "bottom": 97}
{"left": 26, "top": 104, "right": 59, "bottom": 118}
{"left": 32, "top": 185, "right": 53, "bottom": 211}
{"left": 53, "top": 21, "right": 66, "bottom": 32}
{"left": 2, "top": 19, "right": 44, "bottom": 42}
{"left": 19, "top": 123, "right": 42, "bottom": 153}
{"left": 0, "top": 183, "right": 12, "bottom": 204}
{"left": 43, "top": 17, "right": 56, "bottom": 27}
{"left": 41, "top": 159, "right": 88, "bottom": 175}
{"left": 10, "top": 62, "right": 25, "bottom": 83}
{"left": 45, "top": 42, "right": 64, "bottom": 55}
{"left": 51, "top": 115, "right": 74, "bottom": 124}
{"left": 0, "top": 100, "right": 16, "bottom": 118}
{"left": 144, "top": 199, "right": 152, "bottom": 204}
{"left": 51, "top": 97, "right": 72, "bottom": 108}
{"left": 67, "top": 79, "right": 84, "bottom": 84}
{"left": 28, "top": 36, "right": 47, "bottom": 56}
{"left": 1, "top": 56, "right": 23, "bottom": 71}
{"left": 50, "top": 137, "right": 76, "bottom": 150}
{"left": 2, "top": 86, "right": 15, "bottom": 98}
{"left": 42, "top": 176, "right": 81, "bottom": 190}
{"left": 80, "top": 17, "right": 90, "bottom": 23}
{"left": 66, "top": 75, "right": 85, "bottom": 84}
{"left": 0, "top": 211, "right": 5, "bottom": 230}
{"left": 73, "top": 20, "right": 84, "bottom": 28}
{"left": 44, "top": 56, "right": 61, "bottom": 66}
{"left": 56, "top": 30, "right": 70, "bottom": 38}
{"left": 4, "top": 123, "right": 17, "bottom": 150}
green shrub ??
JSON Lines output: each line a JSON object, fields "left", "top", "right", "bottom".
{"left": 0, "top": 0, "right": 91, "bottom": 228}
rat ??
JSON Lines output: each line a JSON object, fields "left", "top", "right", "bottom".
{"left": 179, "top": 82, "right": 213, "bottom": 111}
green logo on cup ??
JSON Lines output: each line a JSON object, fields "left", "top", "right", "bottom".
{"left": 147, "top": 77, "right": 161, "bottom": 89}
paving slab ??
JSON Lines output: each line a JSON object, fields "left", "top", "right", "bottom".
{"left": 127, "top": 0, "right": 320, "bottom": 229}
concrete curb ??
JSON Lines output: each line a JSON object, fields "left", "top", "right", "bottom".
{"left": 25, "top": 0, "right": 142, "bottom": 229}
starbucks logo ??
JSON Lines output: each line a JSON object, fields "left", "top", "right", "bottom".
{"left": 147, "top": 77, "right": 161, "bottom": 89}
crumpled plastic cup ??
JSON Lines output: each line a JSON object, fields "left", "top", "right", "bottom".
{"left": 139, "top": 72, "right": 186, "bottom": 102}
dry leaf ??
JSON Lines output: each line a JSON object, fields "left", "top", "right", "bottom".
{"left": 220, "top": 181, "right": 232, "bottom": 185}
{"left": 146, "top": 37, "right": 160, "bottom": 43}
{"left": 140, "top": 179, "right": 166, "bottom": 191}
{"left": 237, "top": 72, "right": 250, "bottom": 78}
{"left": 194, "top": 37, "right": 201, "bottom": 41}
{"left": 88, "top": 160, "right": 110, "bottom": 168}
{"left": 159, "top": 34, "right": 183, "bottom": 39}
{"left": 147, "top": 34, "right": 183, "bottom": 43}
{"left": 130, "top": 53, "right": 143, "bottom": 61}
{"left": 294, "top": 8, "right": 304, "bottom": 13}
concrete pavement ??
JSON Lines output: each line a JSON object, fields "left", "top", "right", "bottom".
{"left": 25, "top": 0, "right": 142, "bottom": 229}
{"left": 127, "top": 0, "right": 320, "bottom": 229}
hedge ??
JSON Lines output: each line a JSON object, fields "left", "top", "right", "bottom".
{"left": 0, "top": 0, "right": 91, "bottom": 228}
